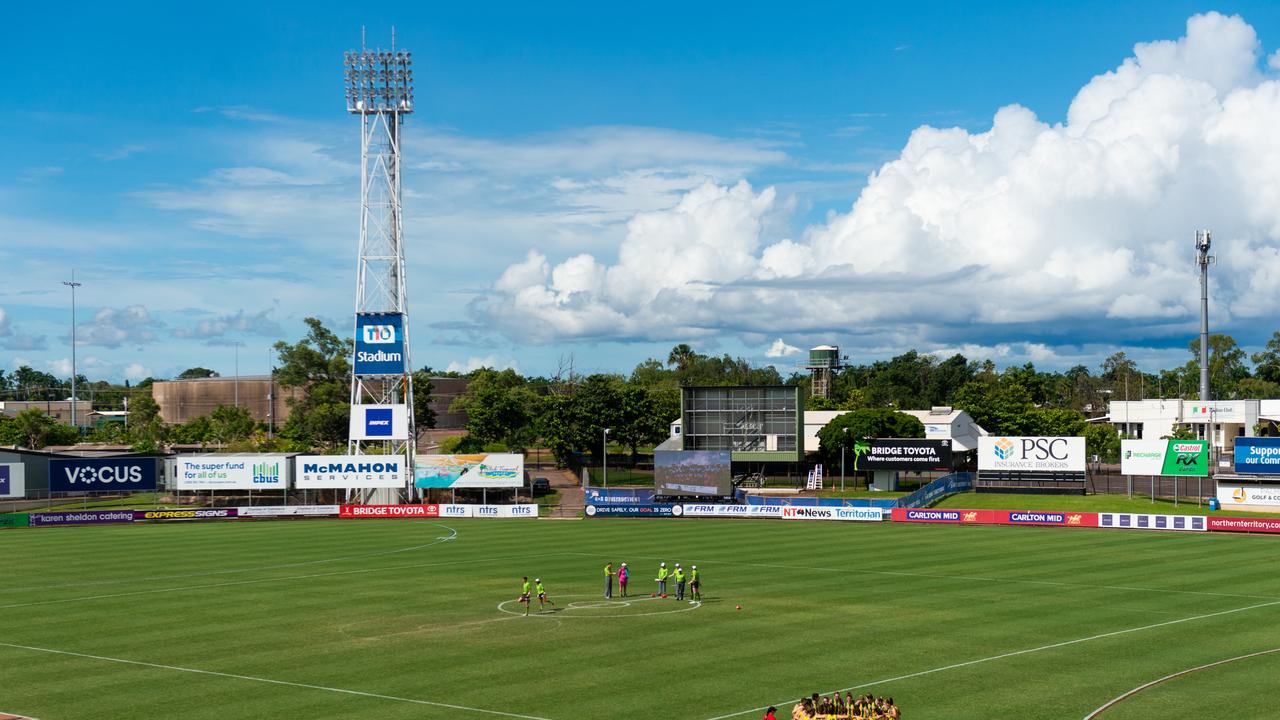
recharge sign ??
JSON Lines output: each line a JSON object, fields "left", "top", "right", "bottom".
{"left": 354, "top": 312, "right": 406, "bottom": 376}
{"left": 1234, "top": 437, "right": 1280, "bottom": 474}
{"left": 49, "top": 457, "right": 157, "bottom": 493}
{"left": 1120, "top": 439, "right": 1208, "bottom": 476}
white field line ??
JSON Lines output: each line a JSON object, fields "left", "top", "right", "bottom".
{"left": 0, "top": 551, "right": 573, "bottom": 611}
{"left": 1082, "top": 647, "right": 1280, "bottom": 719}
{"left": 0, "top": 641, "right": 553, "bottom": 720}
{"left": 701, "top": 599, "right": 1280, "bottom": 720}
{"left": 570, "top": 552, "right": 1280, "bottom": 602}
{"left": 0, "top": 522, "right": 460, "bottom": 594}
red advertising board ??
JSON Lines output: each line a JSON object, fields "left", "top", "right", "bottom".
{"left": 891, "top": 508, "right": 1098, "bottom": 528}
{"left": 1208, "top": 516, "right": 1280, "bottom": 534}
{"left": 340, "top": 504, "right": 439, "bottom": 518}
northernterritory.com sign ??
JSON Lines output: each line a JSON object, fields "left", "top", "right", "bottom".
{"left": 1120, "top": 439, "right": 1209, "bottom": 477}
{"left": 978, "top": 436, "right": 1085, "bottom": 472}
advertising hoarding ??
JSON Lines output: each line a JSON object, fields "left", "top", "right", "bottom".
{"left": 295, "top": 455, "right": 408, "bottom": 489}
{"left": 679, "top": 504, "right": 782, "bottom": 518}
{"left": 1098, "top": 513, "right": 1206, "bottom": 531}
{"left": 48, "top": 457, "right": 158, "bottom": 493}
{"left": 654, "top": 450, "right": 732, "bottom": 497}
{"left": 27, "top": 510, "right": 136, "bottom": 527}
{"left": 175, "top": 456, "right": 289, "bottom": 490}
{"left": 413, "top": 454, "right": 524, "bottom": 489}
{"left": 584, "top": 504, "right": 677, "bottom": 517}
{"left": 133, "top": 508, "right": 239, "bottom": 521}
{"left": 1120, "top": 440, "right": 1209, "bottom": 476}
{"left": 353, "top": 312, "right": 406, "bottom": 376}
{"left": 779, "top": 506, "right": 884, "bottom": 522}
{"left": 0, "top": 513, "right": 29, "bottom": 528}
{"left": 585, "top": 488, "right": 656, "bottom": 505}
{"left": 857, "top": 439, "right": 953, "bottom": 471}
{"left": 1208, "top": 516, "right": 1280, "bottom": 534}
{"left": 978, "top": 436, "right": 1085, "bottom": 472}
{"left": 1233, "top": 437, "right": 1280, "bottom": 474}
{"left": 1216, "top": 483, "right": 1280, "bottom": 508}
{"left": 890, "top": 508, "right": 1098, "bottom": 528}
{"left": 237, "top": 505, "right": 340, "bottom": 517}
{"left": 0, "top": 463, "right": 26, "bottom": 498}
{"left": 348, "top": 404, "right": 410, "bottom": 441}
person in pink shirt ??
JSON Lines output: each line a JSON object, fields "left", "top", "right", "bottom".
{"left": 618, "top": 562, "right": 630, "bottom": 597}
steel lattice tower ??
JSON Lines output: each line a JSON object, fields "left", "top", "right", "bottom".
{"left": 344, "top": 39, "right": 416, "bottom": 503}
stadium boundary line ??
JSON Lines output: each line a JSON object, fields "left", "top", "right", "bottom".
{"left": 1082, "top": 647, "right": 1280, "bottom": 719}
{"left": 570, "top": 552, "right": 1280, "bottom": 602}
{"left": 0, "top": 641, "right": 554, "bottom": 720}
{"left": 0, "top": 521, "right": 460, "bottom": 594}
{"left": 701, "top": 599, "right": 1280, "bottom": 720}
{"left": 0, "top": 551, "right": 575, "bottom": 611}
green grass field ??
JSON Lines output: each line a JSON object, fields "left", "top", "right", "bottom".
{"left": 3, "top": 518, "right": 1279, "bottom": 719}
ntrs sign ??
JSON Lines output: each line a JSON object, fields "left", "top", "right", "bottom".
{"left": 353, "top": 313, "right": 406, "bottom": 376}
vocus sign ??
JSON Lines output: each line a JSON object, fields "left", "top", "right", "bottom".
{"left": 49, "top": 458, "right": 158, "bottom": 493}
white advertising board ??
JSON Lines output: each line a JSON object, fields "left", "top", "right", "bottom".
{"left": 780, "top": 506, "right": 884, "bottom": 521}
{"left": 414, "top": 454, "right": 524, "bottom": 489}
{"left": 1098, "top": 513, "right": 1207, "bottom": 532}
{"left": 348, "top": 404, "right": 410, "bottom": 441}
{"left": 978, "top": 436, "right": 1086, "bottom": 472}
{"left": 295, "top": 455, "right": 408, "bottom": 489}
{"left": 236, "top": 505, "right": 341, "bottom": 517}
{"left": 1217, "top": 483, "right": 1280, "bottom": 509}
{"left": 176, "top": 456, "right": 290, "bottom": 490}
{"left": 0, "top": 463, "right": 25, "bottom": 498}
{"left": 471, "top": 504, "right": 538, "bottom": 518}
{"left": 679, "top": 504, "right": 780, "bottom": 517}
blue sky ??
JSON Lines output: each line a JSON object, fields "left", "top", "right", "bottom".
{"left": 3, "top": 2, "right": 1280, "bottom": 383}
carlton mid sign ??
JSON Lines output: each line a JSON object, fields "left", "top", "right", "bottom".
{"left": 49, "top": 457, "right": 158, "bottom": 493}
{"left": 978, "top": 436, "right": 1085, "bottom": 472}
{"left": 295, "top": 455, "right": 408, "bottom": 489}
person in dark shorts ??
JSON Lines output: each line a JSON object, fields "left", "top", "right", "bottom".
{"left": 535, "top": 577, "right": 555, "bottom": 612}
{"left": 673, "top": 563, "right": 686, "bottom": 600}
{"left": 518, "top": 576, "right": 532, "bottom": 616}
{"left": 690, "top": 565, "right": 701, "bottom": 601}
{"left": 603, "top": 561, "right": 614, "bottom": 599}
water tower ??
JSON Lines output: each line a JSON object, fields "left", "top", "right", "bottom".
{"left": 803, "top": 345, "right": 846, "bottom": 399}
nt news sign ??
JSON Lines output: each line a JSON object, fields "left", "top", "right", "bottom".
{"left": 354, "top": 313, "right": 406, "bottom": 376}
{"left": 978, "top": 436, "right": 1085, "bottom": 473}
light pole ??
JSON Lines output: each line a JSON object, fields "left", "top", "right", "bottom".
{"left": 62, "top": 273, "right": 82, "bottom": 429}
{"left": 841, "top": 427, "right": 849, "bottom": 493}
{"left": 602, "top": 428, "right": 611, "bottom": 489}
{"left": 231, "top": 341, "right": 244, "bottom": 408}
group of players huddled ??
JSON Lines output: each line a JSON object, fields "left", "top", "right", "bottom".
{"left": 518, "top": 561, "right": 705, "bottom": 616}
{"left": 768, "top": 693, "right": 900, "bottom": 719}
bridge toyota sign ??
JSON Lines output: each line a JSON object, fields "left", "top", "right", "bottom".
{"left": 49, "top": 457, "right": 158, "bottom": 493}
{"left": 978, "top": 436, "right": 1085, "bottom": 472}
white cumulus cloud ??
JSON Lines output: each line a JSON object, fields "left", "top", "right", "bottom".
{"left": 765, "top": 339, "right": 802, "bottom": 358}
{"left": 445, "top": 355, "right": 521, "bottom": 374}
{"left": 474, "top": 12, "right": 1280, "bottom": 357}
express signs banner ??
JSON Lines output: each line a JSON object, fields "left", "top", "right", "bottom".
{"left": 133, "top": 508, "right": 239, "bottom": 521}
{"left": 49, "top": 457, "right": 158, "bottom": 493}
{"left": 354, "top": 312, "right": 406, "bottom": 376}
{"left": 857, "top": 439, "right": 953, "bottom": 471}
{"left": 1233, "top": 437, "right": 1280, "bottom": 474}
{"left": 0, "top": 463, "right": 25, "bottom": 498}
{"left": 296, "top": 455, "right": 408, "bottom": 489}
{"left": 1120, "top": 440, "right": 1209, "bottom": 476}
{"left": 175, "top": 455, "right": 289, "bottom": 490}
{"left": 348, "top": 404, "right": 410, "bottom": 441}
{"left": 978, "top": 436, "right": 1085, "bottom": 472}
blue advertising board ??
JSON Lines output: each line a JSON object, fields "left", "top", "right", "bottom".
{"left": 584, "top": 488, "right": 656, "bottom": 505}
{"left": 354, "top": 312, "right": 406, "bottom": 376}
{"left": 49, "top": 457, "right": 158, "bottom": 493}
{"left": 1235, "top": 437, "right": 1280, "bottom": 475}
{"left": 584, "top": 504, "right": 676, "bottom": 517}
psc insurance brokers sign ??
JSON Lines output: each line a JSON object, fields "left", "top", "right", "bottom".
{"left": 354, "top": 312, "right": 406, "bottom": 376}
{"left": 1235, "top": 437, "right": 1280, "bottom": 474}
{"left": 978, "top": 436, "right": 1085, "bottom": 472}
{"left": 49, "top": 457, "right": 158, "bottom": 493}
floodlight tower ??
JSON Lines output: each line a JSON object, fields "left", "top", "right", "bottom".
{"left": 1195, "top": 230, "right": 1214, "bottom": 402}
{"left": 344, "top": 35, "right": 417, "bottom": 503}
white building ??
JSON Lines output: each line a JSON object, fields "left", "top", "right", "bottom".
{"left": 802, "top": 406, "right": 987, "bottom": 454}
{"left": 1107, "top": 399, "right": 1280, "bottom": 453}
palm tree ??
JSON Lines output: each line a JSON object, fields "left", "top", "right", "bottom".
{"left": 667, "top": 344, "right": 696, "bottom": 371}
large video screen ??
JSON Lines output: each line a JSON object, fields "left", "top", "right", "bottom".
{"left": 655, "top": 450, "right": 732, "bottom": 497}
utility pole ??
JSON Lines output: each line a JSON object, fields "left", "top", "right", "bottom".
{"left": 62, "top": 272, "right": 82, "bottom": 429}
{"left": 1195, "top": 230, "right": 1214, "bottom": 402}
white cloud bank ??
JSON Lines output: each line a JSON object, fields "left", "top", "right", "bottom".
{"left": 474, "top": 13, "right": 1280, "bottom": 354}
